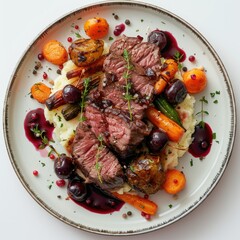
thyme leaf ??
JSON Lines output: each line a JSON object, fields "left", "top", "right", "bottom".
{"left": 173, "top": 51, "right": 184, "bottom": 70}
{"left": 95, "top": 134, "right": 105, "bottom": 183}
{"left": 30, "top": 124, "right": 49, "bottom": 149}
{"left": 123, "top": 49, "right": 134, "bottom": 120}
{"left": 79, "top": 78, "right": 90, "bottom": 122}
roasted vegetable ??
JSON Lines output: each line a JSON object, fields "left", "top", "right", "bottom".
{"left": 154, "top": 58, "right": 178, "bottom": 94}
{"left": 163, "top": 169, "right": 186, "bottom": 195}
{"left": 45, "top": 72, "right": 103, "bottom": 110}
{"left": 42, "top": 40, "right": 68, "bottom": 65}
{"left": 154, "top": 94, "right": 183, "bottom": 127}
{"left": 61, "top": 104, "right": 81, "bottom": 121}
{"left": 182, "top": 68, "right": 207, "bottom": 93}
{"left": 68, "top": 38, "right": 104, "bottom": 67}
{"left": 45, "top": 89, "right": 65, "bottom": 110}
{"left": 126, "top": 154, "right": 165, "bottom": 195}
{"left": 84, "top": 17, "right": 109, "bottom": 40}
{"left": 146, "top": 106, "right": 185, "bottom": 142}
{"left": 112, "top": 192, "right": 158, "bottom": 215}
{"left": 31, "top": 82, "right": 51, "bottom": 104}
{"left": 66, "top": 55, "right": 106, "bottom": 80}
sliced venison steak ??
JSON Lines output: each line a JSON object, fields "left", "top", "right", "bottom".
{"left": 85, "top": 100, "right": 152, "bottom": 159}
{"left": 109, "top": 35, "right": 161, "bottom": 75}
{"left": 72, "top": 122, "right": 124, "bottom": 190}
{"left": 103, "top": 54, "right": 155, "bottom": 101}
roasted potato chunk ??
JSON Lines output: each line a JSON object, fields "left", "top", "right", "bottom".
{"left": 68, "top": 39, "right": 104, "bottom": 67}
{"left": 126, "top": 154, "right": 165, "bottom": 195}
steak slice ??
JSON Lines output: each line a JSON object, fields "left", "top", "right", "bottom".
{"left": 96, "top": 79, "right": 147, "bottom": 119}
{"left": 103, "top": 54, "right": 155, "bottom": 101}
{"left": 72, "top": 122, "right": 124, "bottom": 190}
{"left": 85, "top": 103, "right": 152, "bottom": 159}
{"left": 109, "top": 35, "right": 142, "bottom": 56}
{"left": 109, "top": 35, "right": 161, "bottom": 75}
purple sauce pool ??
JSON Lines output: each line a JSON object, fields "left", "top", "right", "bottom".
{"left": 188, "top": 122, "right": 213, "bottom": 158}
{"left": 161, "top": 31, "right": 186, "bottom": 61}
{"left": 24, "top": 108, "right": 54, "bottom": 149}
{"left": 70, "top": 183, "right": 124, "bottom": 214}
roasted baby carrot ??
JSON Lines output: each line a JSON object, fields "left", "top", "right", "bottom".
{"left": 154, "top": 59, "right": 178, "bottom": 94}
{"left": 31, "top": 82, "right": 51, "bottom": 104}
{"left": 146, "top": 106, "right": 184, "bottom": 142}
{"left": 163, "top": 169, "right": 186, "bottom": 195}
{"left": 113, "top": 192, "right": 158, "bottom": 215}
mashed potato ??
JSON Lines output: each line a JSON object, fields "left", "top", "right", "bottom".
{"left": 161, "top": 94, "right": 196, "bottom": 170}
{"left": 44, "top": 60, "right": 80, "bottom": 150}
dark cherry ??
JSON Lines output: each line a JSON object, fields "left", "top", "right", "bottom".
{"left": 189, "top": 122, "right": 213, "bottom": 158}
{"left": 147, "top": 128, "right": 169, "bottom": 154}
{"left": 62, "top": 84, "right": 82, "bottom": 104}
{"left": 54, "top": 154, "right": 75, "bottom": 179}
{"left": 67, "top": 178, "right": 89, "bottom": 202}
{"left": 147, "top": 29, "right": 167, "bottom": 51}
{"left": 164, "top": 79, "right": 187, "bottom": 105}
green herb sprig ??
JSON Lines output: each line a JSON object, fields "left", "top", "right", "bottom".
{"left": 196, "top": 96, "right": 209, "bottom": 127}
{"left": 95, "top": 134, "right": 105, "bottom": 183}
{"left": 79, "top": 78, "right": 90, "bottom": 122}
{"left": 123, "top": 49, "right": 134, "bottom": 120}
{"left": 30, "top": 124, "right": 50, "bottom": 149}
{"left": 173, "top": 51, "right": 184, "bottom": 70}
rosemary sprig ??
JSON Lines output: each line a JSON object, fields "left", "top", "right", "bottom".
{"left": 123, "top": 49, "right": 134, "bottom": 120}
{"left": 79, "top": 77, "right": 90, "bottom": 122}
{"left": 95, "top": 134, "right": 105, "bottom": 183}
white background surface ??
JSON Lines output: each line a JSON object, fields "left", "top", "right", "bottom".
{"left": 0, "top": 0, "right": 239, "bottom": 239}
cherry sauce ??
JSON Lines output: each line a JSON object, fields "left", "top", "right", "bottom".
{"left": 188, "top": 122, "right": 213, "bottom": 158}
{"left": 24, "top": 108, "right": 54, "bottom": 149}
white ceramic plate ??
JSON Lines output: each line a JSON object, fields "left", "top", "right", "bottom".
{"left": 3, "top": 0, "right": 236, "bottom": 235}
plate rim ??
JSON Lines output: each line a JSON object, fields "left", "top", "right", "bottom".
{"left": 3, "top": 0, "right": 237, "bottom": 236}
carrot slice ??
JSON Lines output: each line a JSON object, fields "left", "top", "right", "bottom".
{"left": 42, "top": 40, "right": 68, "bottom": 65}
{"left": 31, "top": 82, "right": 51, "bottom": 104}
{"left": 146, "top": 106, "right": 184, "bottom": 142}
{"left": 113, "top": 192, "right": 158, "bottom": 215}
{"left": 162, "top": 169, "right": 186, "bottom": 195}
{"left": 182, "top": 68, "right": 207, "bottom": 93}
{"left": 84, "top": 17, "right": 109, "bottom": 40}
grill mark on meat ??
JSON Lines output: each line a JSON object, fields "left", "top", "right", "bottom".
{"left": 72, "top": 122, "right": 124, "bottom": 189}
{"left": 109, "top": 35, "right": 142, "bottom": 56}
{"left": 103, "top": 54, "right": 155, "bottom": 101}
{"left": 85, "top": 102, "right": 152, "bottom": 159}
{"left": 109, "top": 35, "right": 161, "bottom": 75}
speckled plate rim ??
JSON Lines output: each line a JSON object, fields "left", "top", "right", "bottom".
{"left": 3, "top": 0, "right": 236, "bottom": 236}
